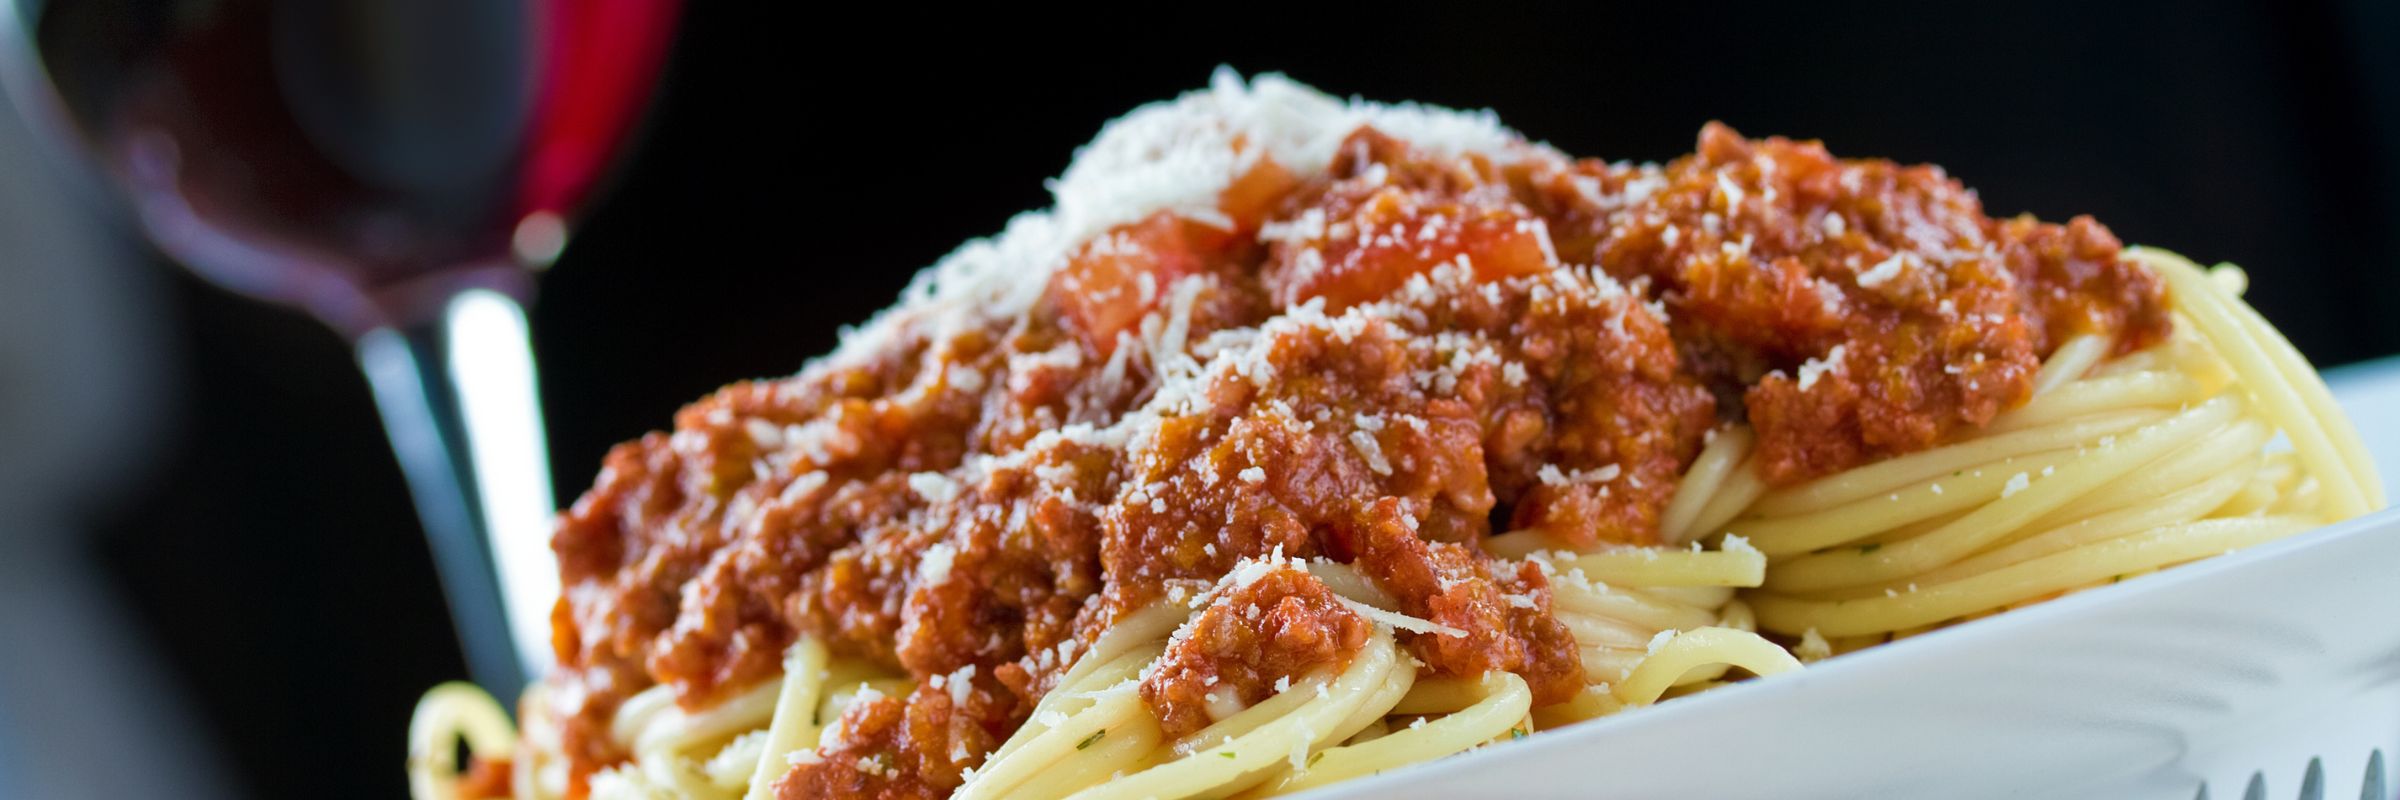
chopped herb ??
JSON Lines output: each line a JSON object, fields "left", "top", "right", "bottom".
{"left": 2110, "top": 574, "right": 2125, "bottom": 584}
{"left": 1219, "top": 751, "right": 1237, "bottom": 759}
{"left": 1077, "top": 729, "right": 1107, "bottom": 750}
{"left": 1509, "top": 727, "right": 1528, "bottom": 740}
{"left": 1858, "top": 543, "right": 1881, "bottom": 555}
{"left": 1953, "top": 470, "right": 1963, "bottom": 477}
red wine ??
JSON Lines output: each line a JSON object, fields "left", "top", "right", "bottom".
{"left": 18, "top": 0, "right": 679, "bottom": 333}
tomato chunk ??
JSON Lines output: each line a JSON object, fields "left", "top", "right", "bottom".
{"left": 1270, "top": 194, "right": 1553, "bottom": 310}
{"left": 1219, "top": 156, "right": 1300, "bottom": 234}
{"left": 1049, "top": 213, "right": 1213, "bottom": 356}
{"left": 1264, "top": 129, "right": 1554, "bottom": 310}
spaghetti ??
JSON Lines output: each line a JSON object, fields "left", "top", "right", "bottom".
{"left": 407, "top": 74, "right": 2381, "bottom": 799}
{"left": 1734, "top": 250, "right": 2380, "bottom": 646}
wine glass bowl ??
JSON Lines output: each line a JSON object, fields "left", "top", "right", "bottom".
{"left": 7, "top": 0, "right": 678, "bottom": 332}
{"left": 0, "top": 0, "right": 682, "bottom": 696}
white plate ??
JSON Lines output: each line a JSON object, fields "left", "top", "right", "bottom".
{"left": 1304, "top": 506, "right": 2400, "bottom": 800}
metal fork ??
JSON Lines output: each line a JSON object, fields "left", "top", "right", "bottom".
{"left": 2194, "top": 749, "right": 2388, "bottom": 800}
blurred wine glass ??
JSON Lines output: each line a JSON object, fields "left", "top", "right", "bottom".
{"left": 0, "top": 0, "right": 683, "bottom": 699}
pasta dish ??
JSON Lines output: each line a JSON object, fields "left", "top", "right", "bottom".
{"left": 408, "top": 72, "right": 2384, "bottom": 800}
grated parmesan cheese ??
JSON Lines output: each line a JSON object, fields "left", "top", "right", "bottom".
{"left": 1335, "top": 596, "right": 1467, "bottom": 638}
{"left": 918, "top": 542, "right": 957, "bottom": 584}
{"left": 1795, "top": 344, "right": 1847, "bottom": 392}
{"left": 948, "top": 665, "right": 976, "bottom": 707}
{"left": 909, "top": 471, "right": 959, "bottom": 503}
{"left": 1536, "top": 463, "right": 1622, "bottom": 486}
{"left": 1350, "top": 430, "right": 1392, "bottom": 475}
{"left": 1857, "top": 253, "right": 1910, "bottom": 289}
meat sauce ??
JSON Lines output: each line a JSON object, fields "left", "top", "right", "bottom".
{"left": 542, "top": 124, "right": 2169, "bottom": 798}
{"left": 1138, "top": 564, "right": 1373, "bottom": 738}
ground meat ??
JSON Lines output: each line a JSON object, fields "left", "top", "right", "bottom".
{"left": 539, "top": 117, "right": 2171, "bottom": 797}
{"left": 1341, "top": 498, "right": 1584, "bottom": 705}
{"left": 1139, "top": 564, "right": 1373, "bottom": 738}
{"left": 1542, "top": 123, "right": 2170, "bottom": 482}
{"left": 774, "top": 691, "right": 931, "bottom": 800}
{"left": 1997, "top": 213, "right": 2173, "bottom": 355}
{"left": 779, "top": 674, "right": 1014, "bottom": 798}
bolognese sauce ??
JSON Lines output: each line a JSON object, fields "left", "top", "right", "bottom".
{"left": 540, "top": 121, "right": 2169, "bottom": 798}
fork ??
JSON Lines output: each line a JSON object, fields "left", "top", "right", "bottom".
{"left": 2194, "top": 749, "right": 2388, "bottom": 800}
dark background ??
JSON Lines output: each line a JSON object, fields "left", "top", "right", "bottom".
{"left": 39, "top": 1, "right": 2400, "bottom": 797}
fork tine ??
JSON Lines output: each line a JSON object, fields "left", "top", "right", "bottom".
{"left": 2190, "top": 752, "right": 2384, "bottom": 800}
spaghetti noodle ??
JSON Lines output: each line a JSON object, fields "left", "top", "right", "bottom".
{"left": 407, "top": 74, "right": 2380, "bottom": 799}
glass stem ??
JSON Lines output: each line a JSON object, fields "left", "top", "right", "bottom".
{"left": 357, "top": 290, "right": 558, "bottom": 700}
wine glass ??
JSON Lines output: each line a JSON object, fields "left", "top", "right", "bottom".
{"left": 0, "top": 0, "right": 683, "bottom": 701}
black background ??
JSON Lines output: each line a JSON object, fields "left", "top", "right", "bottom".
{"left": 82, "top": 2, "right": 2400, "bottom": 797}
